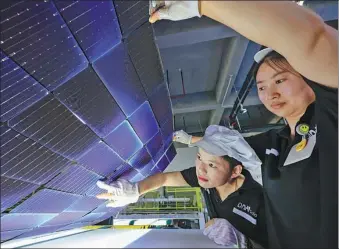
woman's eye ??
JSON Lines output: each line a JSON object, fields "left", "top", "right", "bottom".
{"left": 209, "top": 163, "right": 216, "bottom": 168}
{"left": 197, "top": 155, "right": 201, "bottom": 161}
{"left": 276, "top": 79, "right": 286, "bottom": 84}
{"left": 258, "top": 86, "right": 265, "bottom": 91}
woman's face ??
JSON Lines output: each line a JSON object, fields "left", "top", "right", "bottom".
{"left": 256, "top": 62, "right": 314, "bottom": 118}
{"left": 195, "top": 148, "right": 232, "bottom": 188}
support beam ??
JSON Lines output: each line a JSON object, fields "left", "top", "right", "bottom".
{"left": 172, "top": 91, "right": 218, "bottom": 114}
{"left": 305, "top": 1, "right": 338, "bottom": 21}
{"left": 154, "top": 17, "right": 239, "bottom": 49}
{"left": 223, "top": 94, "right": 262, "bottom": 108}
{"left": 208, "top": 36, "right": 249, "bottom": 125}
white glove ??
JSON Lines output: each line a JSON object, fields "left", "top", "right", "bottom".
{"left": 149, "top": 1, "right": 201, "bottom": 23}
{"left": 203, "top": 218, "right": 247, "bottom": 248}
{"left": 96, "top": 179, "right": 139, "bottom": 207}
{"left": 173, "top": 130, "right": 192, "bottom": 145}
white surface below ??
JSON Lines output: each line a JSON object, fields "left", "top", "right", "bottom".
{"left": 22, "top": 229, "right": 226, "bottom": 248}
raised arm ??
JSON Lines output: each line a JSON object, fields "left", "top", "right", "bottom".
{"left": 151, "top": 1, "right": 338, "bottom": 88}
{"left": 138, "top": 171, "right": 189, "bottom": 194}
{"left": 96, "top": 171, "right": 189, "bottom": 207}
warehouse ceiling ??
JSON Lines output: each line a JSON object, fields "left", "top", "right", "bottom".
{"left": 153, "top": 0, "right": 338, "bottom": 136}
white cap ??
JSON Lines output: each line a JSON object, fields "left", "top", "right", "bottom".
{"left": 191, "top": 125, "right": 263, "bottom": 185}
{"left": 254, "top": 48, "right": 273, "bottom": 63}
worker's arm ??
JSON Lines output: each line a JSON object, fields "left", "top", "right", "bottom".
{"left": 200, "top": 1, "right": 337, "bottom": 88}
{"left": 96, "top": 171, "right": 189, "bottom": 207}
{"left": 138, "top": 171, "right": 189, "bottom": 195}
{"left": 151, "top": 1, "right": 338, "bottom": 88}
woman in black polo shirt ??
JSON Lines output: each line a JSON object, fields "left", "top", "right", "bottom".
{"left": 96, "top": 126, "right": 268, "bottom": 248}
{"left": 149, "top": 1, "right": 338, "bottom": 248}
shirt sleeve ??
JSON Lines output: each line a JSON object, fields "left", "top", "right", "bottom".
{"left": 180, "top": 167, "right": 199, "bottom": 187}
{"left": 244, "top": 131, "right": 273, "bottom": 163}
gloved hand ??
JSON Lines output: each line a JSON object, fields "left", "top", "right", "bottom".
{"left": 149, "top": 1, "right": 201, "bottom": 23}
{"left": 96, "top": 179, "right": 140, "bottom": 207}
{"left": 173, "top": 130, "right": 192, "bottom": 145}
{"left": 203, "top": 218, "right": 247, "bottom": 248}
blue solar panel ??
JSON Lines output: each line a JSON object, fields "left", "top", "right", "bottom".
{"left": 107, "top": 163, "right": 133, "bottom": 182}
{"left": 119, "top": 167, "right": 140, "bottom": 182}
{"left": 66, "top": 196, "right": 105, "bottom": 212}
{"left": 54, "top": 0, "right": 121, "bottom": 63}
{"left": 104, "top": 120, "right": 143, "bottom": 160}
{"left": 0, "top": 50, "right": 49, "bottom": 122}
{"left": 77, "top": 212, "right": 106, "bottom": 223}
{"left": 128, "top": 147, "right": 155, "bottom": 177}
{"left": 7, "top": 95, "right": 100, "bottom": 160}
{"left": 130, "top": 173, "right": 146, "bottom": 183}
{"left": 45, "top": 165, "right": 102, "bottom": 195}
{"left": 0, "top": 0, "right": 88, "bottom": 91}
{"left": 77, "top": 141, "right": 124, "bottom": 177}
{"left": 1, "top": 176, "right": 39, "bottom": 212}
{"left": 160, "top": 117, "right": 174, "bottom": 150}
{"left": 15, "top": 224, "right": 67, "bottom": 239}
{"left": 155, "top": 154, "right": 170, "bottom": 172}
{"left": 146, "top": 132, "right": 164, "bottom": 163}
{"left": 1, "top": 213, "right": 57, "bottom": 231}
{"left": 148, "top": 83, "right": 173, "bottom": 126}
{"left": 126, "top": 22, "right": 164, "bottom": 97}
{"left": 166, "top": 143, "right": 177, "bottom": 163}
{"left": 10, "top": 189, "right": 81, "bottom": 213}
{"left": 41, "top": 211, "right": 87, "bottom": 226}
{"left": 128, "top": 101, "right": 159, "bottom": 144}
{"left": 54, "top": 66, "right": 126, "bottom": 138}
{"left": 1, "top": 124, "right": 72, "bottom": 184}
{"left": 113, "top": 1, "right": 149, "bottom": 37}
{"left": 92, "top": 42, "right": 147, "bottom": 117}
{"left": 1, "top": 229, "right": 31, "bottom": 242}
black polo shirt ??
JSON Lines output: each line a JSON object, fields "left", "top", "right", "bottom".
{"left": 245, "top": 79, "right": 338, "bottom": 248}
{"left": 181, "top": 167, "right": 268, "bottom": 247}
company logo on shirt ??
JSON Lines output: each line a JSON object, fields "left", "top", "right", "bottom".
{"left": 237, "top": 202, "right": 257, "bottom": 218}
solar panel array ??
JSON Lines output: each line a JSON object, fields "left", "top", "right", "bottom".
{"left": 0, "top": 0, "right": 175, "bottom": 242}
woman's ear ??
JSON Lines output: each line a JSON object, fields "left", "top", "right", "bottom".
{"left": 231, "top": 165, "right": 243, "bottom": 179}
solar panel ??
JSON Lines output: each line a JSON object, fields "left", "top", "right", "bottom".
{"left": 1, "top": 213, "right": 58, "bottom": 231}
{"left": 66, "top": 196, "right": 105, "bottom": 212}
{"left": 1, "top": 176, "right": 39, "bottom": 212}
{"left": 45, "top": 165, "right": 102, "bottom": 195}
{"left": 113, "top": 1, "right": 149, "bottom": 37}
{"left": 1, "top": 124, "right": 72, "bottom": 184}
{"left": 7, "top": 95, "right": 100, "bottom": 160}
{"left": 155, "top": 154, "right": 170, "bottom": 172}
{"left": 76, "top": 212, "right": 106, "bottom": 223}
{"left": 166, "top": 143, "right": 177, "bottom": 163}
{"left": 41, "top": 211, "right": 87, "bottom": 226}
{"left": 92, "top": 42, "right": 147, "bottom": 117}
{"left": 10, "top": 189, "right": 81, "bottom": 213}
{"left": 77, "top": 141, "right": 124, "bottom": 177}
{"left": 128, "top": 147, "right": 155, "bottom": 177}
{"left": 57, "top": 221, "right": 91, "bottom": 232}
{"left": 15, "top": 224, "right": 67, "bottom": 240}
{"left": 148, "top": 83, "right": 173, "bottom": 127}
{"left": 146, "top": 132, "right": 164, "bottom": 163}
{"left": 54, "top": 0, "right": 121, "bottom": 63}
{"left": 0, "top": 0, "right": 88, "bottom": 91}
{"left": 160, "top": 117, "right": 174, "bottom": 150}
{"left": 128, "top": 101, "right": 159, "bottom": 144}
{"left": 130, "top": 173, "right": 146, "bottom": 183}
{"left": 104, "top": 120, "right": 143, "bottom": 160}
{"left": 54, "top": 66, "right": 126, "bottom": 138}
{"left": 0, "top": 50, "right": 49, "bottom": 122}
{"left": 106, "top": 163, "right": 133, "bottom": 182}
{"left": 1, "top": 229, "right": 31, "bottom": 242}
{"left": 119, "top": 167, "right": 140, "bottom": 182}
{"left": 126, "top": 22, "right": 164, "bottom": 97}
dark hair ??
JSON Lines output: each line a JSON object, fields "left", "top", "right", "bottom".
{"left": 252, "top": 50, "right": 300, "bottom": 81}
{"left": 222, "top": 155, "right": 242, "bottom": 169}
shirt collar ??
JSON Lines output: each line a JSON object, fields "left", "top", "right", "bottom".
{"left": 277, "top": 103, "right": 315, "bottom": 139}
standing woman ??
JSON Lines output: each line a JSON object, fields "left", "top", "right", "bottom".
{"left": 150, "top": 1, "right": 338, "bottom": 248}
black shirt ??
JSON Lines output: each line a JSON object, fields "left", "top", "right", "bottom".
{"left": 245, "top": 79, "right": 338, "bottom": 248}
{"left": 181, "top": 167, "right": 268, "bottom": 247}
